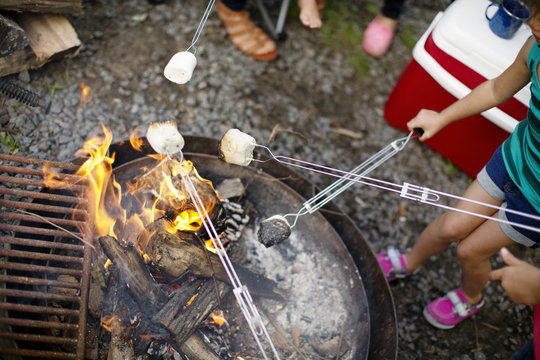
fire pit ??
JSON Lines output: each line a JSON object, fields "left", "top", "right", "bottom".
{"left": 110, "top": 135, "right": 398, "bottom": 360}
{"left": 0, "top": 134, "right": 397, "bottom": 359}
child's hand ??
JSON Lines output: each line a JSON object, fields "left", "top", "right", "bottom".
{"left": 490, "top": 247, "right": 540, "bottom": 306}
{"left": 406, "top": 109, "right": 445, "bottom": 141}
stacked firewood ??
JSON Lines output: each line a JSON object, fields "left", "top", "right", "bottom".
{"left": 0, "top": 0, "right": 83, "bottom": 77}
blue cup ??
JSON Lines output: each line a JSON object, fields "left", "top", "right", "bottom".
{"left": 485, "top": 0, "right": 530, "bottom": 39}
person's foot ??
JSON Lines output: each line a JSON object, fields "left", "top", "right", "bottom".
{"left": 423, "top": 289, "right": 484, "bottom": 329}
{"left": 216, "top": 0, "right": 277, "bottom": 61}
{"left": 298, "top": 0, "right": 322, "bottom": 28}
{"left": 376, "top": 246, "right": 416, "bottom": 282}
{"left": 362, "top": 14, "right": 397, "bottom": 58}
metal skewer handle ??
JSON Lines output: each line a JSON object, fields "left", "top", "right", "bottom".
{"left": 253, "top": 132, "right": 415, "bottom": 228}
{"left": 254, "top": 130, "right": 540, "bottom": 234}
{"left": 300, "top": 132, "right": 414, "bottom": 215}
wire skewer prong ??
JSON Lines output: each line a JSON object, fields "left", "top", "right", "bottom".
{"left": 166, "top": 151, "right": 281, "bottom": 360}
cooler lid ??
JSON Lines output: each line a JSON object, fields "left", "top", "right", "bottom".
{"left": 433, "top": 0, "right": 531, "bottom": 77}
{"left": 432, "top": 0, "right": 531, "bottom": 104}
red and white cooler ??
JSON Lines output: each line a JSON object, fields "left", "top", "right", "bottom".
{"left": 384, "top": 0, "right": 531, "bottom": 177}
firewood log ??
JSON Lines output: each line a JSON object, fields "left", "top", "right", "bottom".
{"left": 99, "top": 235, "right": 169, "bottom": 313}
{"left": 99, "top": 235, "right": 224, "bottom": 359}
{"left": 139, "top": 218, "right": 287, "bottom": 301}
{"left": 153, "top": 278, "right": 229, "bottom": 345}
{"left": 0, "top": 0, "right": 83, "bottom": 14}
{"left": 0, "top": 13, "right": 81, "bottom": 77}
{"left": 179, "top": 332, "right": 221, "bottom": 360}
{"left": 0, "top": 14, "right": 28, "bottom": 56}
{"left": 106, "top": 313, "right": 135, "bottom": 360}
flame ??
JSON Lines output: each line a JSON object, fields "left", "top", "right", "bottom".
{"left": 205, "top": 239, "right": 224, "bottom": 254}
{"left": 134, "top": 159, "right": 218, "bottom": 235}
{"left": 76, "top": 124, "right": 123, "bottom": 240}
{"left": 79, "top": 83, "right": 91, "bottom": 105}
{"left": 43, "top": 123, "right": 219, "bottom": 259}
{"left": 101, "top": 315, "right": 120, "bottom": 332}
{"left": 172, "top": 209, "right": 202, "bottom": 232}
{"left": 104, "top": 259, "right": 112, "bottom": 269}
{"left": 185, "top": 293, "right": 198, "bottom": 307}
{"left": 211, "top": 310, "right": 226, "bottom": 326}
{"left": 130, "top": 128, "right": 145, "bottom": 151}
{"left": 43, "top": 123, "right": 123, "bottom": 246}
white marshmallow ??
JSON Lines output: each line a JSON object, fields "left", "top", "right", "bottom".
{"left": 163, "top": 51, "right": 197, "bottom": 84}
{"left": 219, "top": 129, "right": 257, "bottom": 166}
{"left": 146, "top": 121, "right": 185, "bottom": 155}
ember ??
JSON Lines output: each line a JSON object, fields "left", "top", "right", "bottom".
{"left": 79, "top": 82, "right": 91, "bottom": 105}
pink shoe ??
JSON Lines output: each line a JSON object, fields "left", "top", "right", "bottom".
{"left": 376, "top": 246, "right": 412, "bottom": 282}
{"left": 423, "top": 289, "right": 484, "bottom": 330}
{"left": 362, "top": 16, "right": 396, "bottom": 58}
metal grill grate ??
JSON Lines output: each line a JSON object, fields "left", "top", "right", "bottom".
{"left": 0, "top": 153, "right": 91, "bottom": 359}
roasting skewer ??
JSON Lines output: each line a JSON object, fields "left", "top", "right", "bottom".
{"left": 219, "top": 128, "right": 418, "bottom": 246}
{"left": 146, "top": 122, "right": 281, "bottom": 360}
{"left": 163, "top": 0, "right": 215, "bottom": 84}
{"left": 218, "top": 128, "right": 540, "bottom": 247}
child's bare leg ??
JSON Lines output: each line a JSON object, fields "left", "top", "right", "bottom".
{"left": 298, "top": 0, "right": 322, "bottom": 28}
{"left": 404, "top": 181, "right": 500, "bottom": 269}
{"left": 403, "top": 180, "right": 506, "bottom": 305}
{"left": 456, "top": 216, "right": 514, "bottom": 304}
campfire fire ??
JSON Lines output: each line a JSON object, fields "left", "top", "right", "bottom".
{"left": 39, "top": 123, "right": 285, "bottom": 359}
{"left": 43, "top": 122, "right": 219, "bottom": 248}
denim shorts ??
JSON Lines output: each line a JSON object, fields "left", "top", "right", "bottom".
{"left": 477, "top": 146, "right": 540, "bottom": 248}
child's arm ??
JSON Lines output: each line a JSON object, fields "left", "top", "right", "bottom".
{"left": 407, "top": 37, "right": 535, "bottom": 141}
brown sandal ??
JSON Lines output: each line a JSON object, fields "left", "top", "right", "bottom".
{"left": 216, "top": 0, "right": 278, "bottom": 61}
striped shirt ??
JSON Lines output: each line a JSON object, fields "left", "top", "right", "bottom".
{"left": 502, "top": 42, "right": 540, "bottom": 214}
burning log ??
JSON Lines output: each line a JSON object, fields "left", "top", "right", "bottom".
{"left": 180, "top": 334, "right": 221, "bottom": 360}
{"left": 104, "top": 314, "right": 135, "bottom": 360}
{"left": 108, "top": 322, "right": 134, "bottom": 360}
{"left": 99, "top": 235, "right": 225, "bottom": 359}
{"left": 99, "top": 235, "right": 169, "bottom": 313}
{"left": 139, "top": 218, "right": 287, "bottom": 301}
{"left": 153, "top": 278, "right": 229, "bottom": 345}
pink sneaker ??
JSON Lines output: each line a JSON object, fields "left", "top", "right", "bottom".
{"left": 423, "top": 289, "right": 484, "bottom": 330}
{"left": 362, "top": 16, "right": 396, "bottom": 58}
{"left": 376, "top": 246, "right": 411, "bottom": 282}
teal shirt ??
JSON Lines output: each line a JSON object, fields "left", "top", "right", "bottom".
{"left": 502, "top": 42, "right": 540, "bottom": 213}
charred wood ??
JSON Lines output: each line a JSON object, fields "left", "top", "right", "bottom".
{"left": 139, "top": 218, "right": 286, "bottom": 301}
{"left": 153, "top": 278, "right": 229, "bottom": 345}
{"left": 179, "top": 332, "right": 221, "bottom": 360}
{"left": 99, "top": 235, "right": 169, "bottom": 313}
{"left": 106, "top": 309, "right": 135, "bottom": 360}
{"left": 100, "top": 235, "right": 224, "bottom": 359}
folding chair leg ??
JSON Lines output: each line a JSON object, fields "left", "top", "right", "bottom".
{"left": 254, "top": 0, "right": 290, "bottom": 40}
{"left": 275, "top": 0, "right": 290, "bottom": 38}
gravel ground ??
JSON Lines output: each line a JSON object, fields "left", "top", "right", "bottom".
{"left": 1, "top": 0, "right": 539, "bottom": 358}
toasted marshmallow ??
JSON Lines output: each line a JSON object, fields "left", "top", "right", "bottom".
{"left": 219, "top": 129, "right": 256, "bottom": 166}
{"left": 257, "top": 215, "right": 291, "bottom": 248}
{"left": 163, "top": 51, "right": 197, "bottom": 84}
{"left": 146, "top": 121, "right": 185, "bottom": 155}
